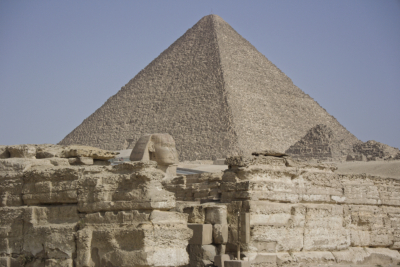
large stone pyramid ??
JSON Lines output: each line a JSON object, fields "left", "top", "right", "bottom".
{"left": 59, "top": 15, "right": 359, "bottom": 160}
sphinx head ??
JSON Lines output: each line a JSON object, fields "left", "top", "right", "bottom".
{"left": 130, "top": 133, "right": 179, "bottom": 166}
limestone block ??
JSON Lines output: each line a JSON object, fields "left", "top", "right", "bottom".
{"left": 0, "top": 146, "right": 9, "bottom": 159}
{"left": 362, "top": 248, "right": 400, "bottom": 265}
{"left": 241, "top": 212, "right": 250, "bottom": 244}
{"left": 214, "top": 254, "right": 230, "bottom": 267}
{"left": 251, "top": 242, "right": 277, "bottom": 253}
{"left": 377, "top": 182, "right": 400, "bottom": 206}
{"left": 78, "top": 162, "right": 175, "bottom": 212}
{"left": 348, "top": 204, "right": 395, "bottom": 247}
{"left": 303, "top": 204, "right": 350, "bottom": 251}
{"left": 77, "top": 220, "right": 191, "bottom": 267}
{"left": 251, "top": 253, "right": 276, "bottom": 266}
{"left": 224, "top": 260, "right": 250, "bottom": 267}
{"left": 45, "top": 259, "right": 73, "bottom": 267}
{"left": 213, "top": 224, "right": 228, "bottom": 244}
{"left": 0, "top": 158, "right": 40, "bottom": 174}
{"left": 225, "top": 155, "right": 286, "bottom": 168}
{"left": 60, "top": 145, "right": 118, "bottom": 160}
{"left": 93, "top": 159, "right": 110, "bottom": 166}
{"left": 188, "top": 244, "right": 216, "bottom": 267}
{"left": 202, "top": 245, "right": 217, "bottom": 262}
{"left": 0, "top": 207, "right": 24, "bottom": 255}
{"left": 217, "top": 244, "right": 226, "bottom": 255}
{"left": 188, "top": 224, "right": 213, "bottom": 245}
{"left": 48, "top": 158, "right": 70, "bottom": 166}
{"left": 275, "top": 252, "right": 297, "bottom": 267}
{"left": 7, "top": 145, "right": 36, "bottom": 159}
{"left": 302, "top": 172, "right": 343, "bottom": 196}
{"left": 0, "top": 158, "right": 49, "bottom": 207}
{"left": 247, "top": 202, "right": 305, "bottom": 252}
{"left": 291, "top": 251, "right": 335, "bottom": 266}
{"left": 251, "top": 226, "right": 303, "bottom": 252}
{"left": 22, "top": 166, "right": 79, "bottom": 205}
{"left": 0, "top": 256, "right": 22, "bottom": 267}
{"left": 332, "top": 247, "right": 373, "bottom": 265}
{"left": 141, "top": 223, "right": 192, "bottom": 266}
{"left": 150, "top": 210, "right": 188, "bottom": 224}
{"left": 0, "top": 177, "right": 23, "bottom": 207}
{"left": 205, "top": 206, "right": 227, "bottom": 224}
{"left": 35, "top": 144, "right": 64, "bottom": 159}
{"left": 68, "top": 157, "right": 93, "bottom": 165}
{"left": 23, "top": 206, "right": 79, "bottom": 260}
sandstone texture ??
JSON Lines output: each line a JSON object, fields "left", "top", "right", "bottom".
{"left": 0, "top": 156, "right": 191, "bottom": 267}
{"left": 163, "top": 152, "right": 400, "bottom": 266}
{"left": 2, "top": 140, "right": 400, "bottom": 266}
{"left": 58, "top": 15, "right": 359, "bottom": 161}
{"left": 1, "top": 144, "right": 118, "bottom": 161}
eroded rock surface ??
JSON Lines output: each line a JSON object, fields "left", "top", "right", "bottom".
{"left": 0, "top": 158, "right": 191, "bottom": 267}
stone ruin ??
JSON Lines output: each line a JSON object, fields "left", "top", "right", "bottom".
{"left": 285, "top": 125, "right": 400, "bottom": 162}
{"left": 347, "top": 140, "right": 400, "bottom": 162}
{"left": 285, "top": 124, "right": 343, "bottom": 161}
{"left": 2, "top": 135, "right": 400, "bottom": 267}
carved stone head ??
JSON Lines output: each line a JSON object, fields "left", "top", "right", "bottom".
{"left": 130, "top": 133, "right": 179, "bottom": 166}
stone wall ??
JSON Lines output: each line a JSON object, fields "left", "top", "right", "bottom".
{"left": 164, "top": 172, "right": 223, "bottom": 202}
{"left": 216, "top": 154, "right": 400, "bottom": 266}
{"left": 3, "top": 145, "right": 400, "bottom": 267}
{"left": 0, "top": 157, "right": 192, "bottom": 267}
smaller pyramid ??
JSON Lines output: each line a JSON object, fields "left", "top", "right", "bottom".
{"left": 352, "top": 140, "right": 400, "bottom": 161}
{"left": 285, "top": 124, "right": 346, "bottom": 160}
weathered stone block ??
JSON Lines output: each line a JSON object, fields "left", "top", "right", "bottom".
{"left": 0, "top": 146, "right": 9, "bottom": 159}
{"left": 303, "top": 204, "right": 350, "bottom": 251}
{"left": 68, "top": 157, "right": 93, "bottom": 165}
{"left": 188, "top": 224, "right": 213, "bottom": 245}
{"left": 78, "top": 162, "right": 175, "bottom": 212}
{"left": 224, "top": 260, "right": 250, "bottom": 267}
{"left": 214, "top": 254, "right": 230, "bottom": 267}
{"left": 241, "top": 212, "right": 250, "bottom": 244}
{"left": 0, "top": 207, "right": 24, "bottom": 255}
{"left": 292, "top": 251, "right": 335, "bottom": 265}
{"left": 7, "top": 145, "right": 36, "bottom": 159}
{"left": 93, "top": 159, "right": 110, "bottom": 166}
{"left": 213, "top": 224, "right": 228, "bottom": 244}
{"left": 150, "top": 210, "right": 188, "bottom": 224}
{"left": 184, "top": 205, "right": 206, "bottom": 223}
{"left": 205, "top": 206, "right": 227, "bottom": 224}
{"left": 60, "top": 145, "right": 118, "bottom": 160}
{"left": 22, "top": 166, "right": 79, "bottom": 205}
{"left": 252, "top": 254, "right": 276, "bottom": 266}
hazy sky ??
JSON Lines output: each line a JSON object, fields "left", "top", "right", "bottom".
{"left": 1, "top": 1, "right": 399, "bottom": 149}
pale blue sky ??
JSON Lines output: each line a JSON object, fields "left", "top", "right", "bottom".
{"left": 1, "top": 1, "right": 399, "bottom": 149}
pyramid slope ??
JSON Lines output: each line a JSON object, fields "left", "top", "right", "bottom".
{"left": 285, "top": 124, "right": 344, "bottom": 160}
{"left": 59, "top": 15, "right": 239, "bottom": 160}
{"left": 212, "top": 15, "right": 359, "bottom": 155}
{"left": 60, "top": 15, "right": 359, "bottom": 160}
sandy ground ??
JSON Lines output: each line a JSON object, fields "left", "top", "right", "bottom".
{"left": 336, "top": 160, "right": 400, "bottom": 179}
{"left": 116, "top": 149, "right": 400, "bottom": 178}
{"left": 179, "top": 160, "right": 400, "bottom": 179}
{"left": 178, "top": 163, "right": 227, "bottom": 173}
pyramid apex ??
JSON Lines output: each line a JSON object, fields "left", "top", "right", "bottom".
{"left": 197, "top": 14, "right": 226, "bottom": 23}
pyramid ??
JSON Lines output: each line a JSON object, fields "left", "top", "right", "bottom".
{"left": 59, "top": 15, "right": 359, "bottom": 161}
{"left": 285, "top": 124, "right": 345, "bottom": 160}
